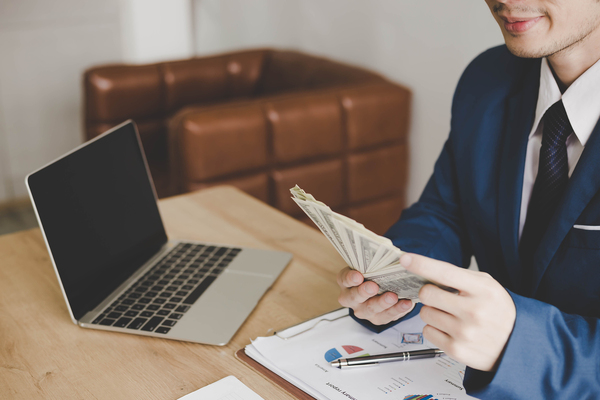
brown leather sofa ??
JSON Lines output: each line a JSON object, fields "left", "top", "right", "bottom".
{"left": 84, "top": 49, "right": 410, "bottom": 235}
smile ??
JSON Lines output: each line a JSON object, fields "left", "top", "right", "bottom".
{"left": 501, "top": 16, "right": 543, "bottom": 33}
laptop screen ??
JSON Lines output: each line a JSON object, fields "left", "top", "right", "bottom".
{"left": 27, "top": 122, "right": 168, "bottom": 320}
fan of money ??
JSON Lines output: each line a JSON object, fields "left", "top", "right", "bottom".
{"left": 290, "top": 185, "right": 432, "bottom": 300}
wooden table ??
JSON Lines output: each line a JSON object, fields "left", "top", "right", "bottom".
{"left": 0, "top": 186, "right": 346, "bottom": 399}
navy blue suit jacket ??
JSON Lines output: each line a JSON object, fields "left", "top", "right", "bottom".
{"left": 374, "top": 46, "right": 600, "bottom": 398}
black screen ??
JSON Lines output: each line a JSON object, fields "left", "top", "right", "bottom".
{"left": 27, "top": 122, "right": 167, "bottom": 320}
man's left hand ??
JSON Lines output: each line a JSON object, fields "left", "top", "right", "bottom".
{"left": 401, "top": 253, "right": 516, "bottom": 372}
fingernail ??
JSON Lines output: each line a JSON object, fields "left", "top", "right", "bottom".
{"left": 400, "top": 254, "right": 412, "bottom": 267}
{"left": 365, "top": 283, "right": 377, "bottom": 295}
{"left": 385, "top": 294, "right": 396, "bottom": 305}
{"left": 399, "top": 300, "right": 411, "bottom": 310}
{"left": 351, "top": 273, "right": 361, "bottom": 284}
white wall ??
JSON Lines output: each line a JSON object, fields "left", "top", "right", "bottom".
{"left": 0, "top": 0, "right": 503, "bottom": 204}
{"left": 193, "top": 0, "right": 504, "bottom": 203}
{"left": 119, "top": 0, "right": 193, "bottom": 64}
{"left": 0, "top": 0, "right": 122, "bottom": 200}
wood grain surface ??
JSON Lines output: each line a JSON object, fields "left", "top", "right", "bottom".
{"left": 0, "top": 186, "right": 346, "bottom": 399}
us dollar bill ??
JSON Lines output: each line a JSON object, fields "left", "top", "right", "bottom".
{"left": 290, "top": 185, "right": 434, "bottom": 299}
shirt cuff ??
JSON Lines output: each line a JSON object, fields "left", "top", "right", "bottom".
{"left": 349, "top": 303, "right": 423, "bottom": 333}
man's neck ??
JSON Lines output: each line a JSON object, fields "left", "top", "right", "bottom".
{"left": 547, "top": 29, "right": 600, "bottom": 92}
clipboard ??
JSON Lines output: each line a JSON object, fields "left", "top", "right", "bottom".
{"left": 235, "top": 308, "right": 349, "bottom": 400}
{"left": 235, "top": 348, "right": 316, "bottom": 400}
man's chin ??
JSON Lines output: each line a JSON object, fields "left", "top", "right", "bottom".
{"left": 504, "top": 42, "right": 547, "bottom": 59}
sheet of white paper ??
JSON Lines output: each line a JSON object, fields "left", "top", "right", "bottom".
{"left": 247, "top": 310, "right": 476, "bottom": 400}
{"left": 178, "top": 376, "right": 265, "bottom": 400}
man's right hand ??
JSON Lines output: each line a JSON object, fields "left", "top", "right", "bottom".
{"left": 336, "top": 267, "right": 415, "bottom": 325}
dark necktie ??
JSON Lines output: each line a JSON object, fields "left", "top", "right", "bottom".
{"left": 519, "top": 100, "right": 573, "bottom": 280}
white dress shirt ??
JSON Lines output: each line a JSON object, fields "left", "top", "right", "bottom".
{"left": 519, "top": 57, "right": 600, "bottom": 240}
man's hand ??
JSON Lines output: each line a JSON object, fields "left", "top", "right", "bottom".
{"left": 337, "top": 267, "right": 415, "bottom": 325}
{"left": 401, "top": 253, "right": 516, "bottom": 372}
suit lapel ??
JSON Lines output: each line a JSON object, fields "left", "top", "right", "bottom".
{"left": 531, "top": 119, "right": 600, "bottom": 294}
{"left": 498, "top": 63, "right": 540, "bottom": 294}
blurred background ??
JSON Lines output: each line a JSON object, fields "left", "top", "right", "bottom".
{"left": 0, "top": 0, "right": 502, "bottom": 235}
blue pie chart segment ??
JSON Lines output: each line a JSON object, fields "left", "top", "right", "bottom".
{"left": 324, "top": 348, "right": 343, "bottom": 362}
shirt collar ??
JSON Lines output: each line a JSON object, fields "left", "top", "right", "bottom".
{"left": 531, "top": 57, "right": 600, "bottom": 147}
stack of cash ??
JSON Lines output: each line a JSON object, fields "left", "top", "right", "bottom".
{"left": 290, "top": 185, "right": 430, "bottom": 300}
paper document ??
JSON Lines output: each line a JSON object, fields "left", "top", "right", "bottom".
{"left": 178, "top": 376, "right": 265, "bottom": 400}
{"left": 245, "top": 309, "right": 476, "bottom": 400}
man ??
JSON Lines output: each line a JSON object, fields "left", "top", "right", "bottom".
{"left": 337, "top": 0, "right": 600, "bottom": 398}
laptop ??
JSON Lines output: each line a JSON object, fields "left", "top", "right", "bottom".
{"left": 26, "top": 120, "right": 292, "bottom": 345}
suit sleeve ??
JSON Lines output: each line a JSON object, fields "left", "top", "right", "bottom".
{"left": 464, "top": 291, "right": 600, "bottom": 397}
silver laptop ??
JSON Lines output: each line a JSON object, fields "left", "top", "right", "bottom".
{"left": 26, "top": 120, "right": 292, "bottom": 345}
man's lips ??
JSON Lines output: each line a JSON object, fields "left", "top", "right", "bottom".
{"left": 500, "top": 16, "right": 543, "bottom": 33}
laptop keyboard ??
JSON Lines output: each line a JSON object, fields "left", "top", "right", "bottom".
{"left": 91, "top": 243, "right": 240, "bottom": 334}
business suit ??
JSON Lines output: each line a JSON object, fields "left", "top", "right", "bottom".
{"left": 384, "top": 45, "right": 600, "bottom": 398}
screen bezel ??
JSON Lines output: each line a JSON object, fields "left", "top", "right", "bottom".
{"left": 25, "top": 120, "right": 168, "bottom": 323}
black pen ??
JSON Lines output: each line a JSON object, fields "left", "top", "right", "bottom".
{"left": 330, "top": 348, "right": 444, "bottom": 369}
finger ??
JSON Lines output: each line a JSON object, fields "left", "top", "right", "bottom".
{"left": 400, "top": 253, "right": 478, "bottom": 293}
{"left": 419, "top": 305, "right": 459, "bottom": 337}
{"left": 352, "top": 291, "right": 402, "bottom": 321}
{"left": 338, "top": 280, "right": 379, "bottom": 308}
{"left": 418, "top": 284, "right": 464, "bottom": 315}
{"left": 369, "top": 299, "right": 416, "bottom": 325}
{"left": 422, "top": 324, "right": 452, "bottom": 352}
{"left": 337, "top": 267, "right": 364, "bottom": 289}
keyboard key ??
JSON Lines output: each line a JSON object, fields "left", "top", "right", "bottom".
{"left": 159, "top": 292, "right": 172, "bottom": 298}
{"left": 169, "top": 313, "right": 183, "bottom": 320}
{"left": 182, "top": 285, "right": 194, "bottom": 290}
{"left": 141, "top": 311, "right": 154, "bottom": 317}
{"left": 166, "top": 286, "right": 177, "bottom": 291}
{"left": 104, "top": 307, "right": 113, "bottom": 313}
{"left": 99, "top": 318, "right": 116, "bottom": 326}
{"left": 135, "top": 286, "right": 148, "bottom": 292}
{"left": 176, "top": 291, "right": 188, "bottom": 297}
{"left": 164, "top": 274, "right": 175, "bottom": 279}
{"left": 176, "top": 305, "right": 190, "bottom": 313}
{"left": 144, "top": 291, "right": 158, "bottom": 298}
{"left": 151, "top": 285, "right": 164, "bottom": 292}
{"left": 92, "top": 314, "right": 106, "bottom": 324}
{"left": 114, "top": 317, "right": 132, "bottom": 328}
{"left": 170, "top": 297, "right": 183, "bottom": 303}
{"left": 122, "top": 299, "right": 135, "bottom": 305}
{"left": 128, "top": 317, "right": 148, "bottom": 330}
{"left": 157, "top": 310, "right": 170, "bottom": 316}
{"left": 107, "top": 312, "right": 122, "bottom": 319}
{"left": 139, "top": 298, "right": 151, "bottom": 304}
{"left": 172, "top": 280, "right": 184, "bottom": 285}
{"left": 128, "top": 292, "right": 142, "bottom": 299}
{"left": 158, "top": 280, "right": 169, "bottom": 285}
{"left": 141, "top": 316, "right": 165, "bottom": 332}
{"left": 147, "top": 304, "right": 160, "bottom": 311}
{"left": 179, "top": 274, "right": 190, "bottom": 280}
{"left": 110, "top": 301, "right": 120, "bottom": 307}
{"left": 132, "top": 304, "right": 145, "bottom": 310}
{"left": 163, "top": 303, "right": 176, "bottom": 310}
{"left": 153, "top": 298, "right": 166, "bottom": 304}
{"left": 183, "top": 275, "right": 217, "bottom": 305}
{"left": 125, "top": 310, "right": 139, "bottom": 317}
{"left": 188, "top": 279, "right": 199, "bottom": 284}
{"left": 116, "top": 305, "right": 128, "bottom": 312}
{"left": 141, "top": 281, "right": 153, "bottom": 286}
{"left": 162, "top": 319, "right": 177, "bottom": 327}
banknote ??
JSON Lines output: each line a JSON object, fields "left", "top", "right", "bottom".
{"left": 290, "top": 185, "right": 434, "bottom": 299}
